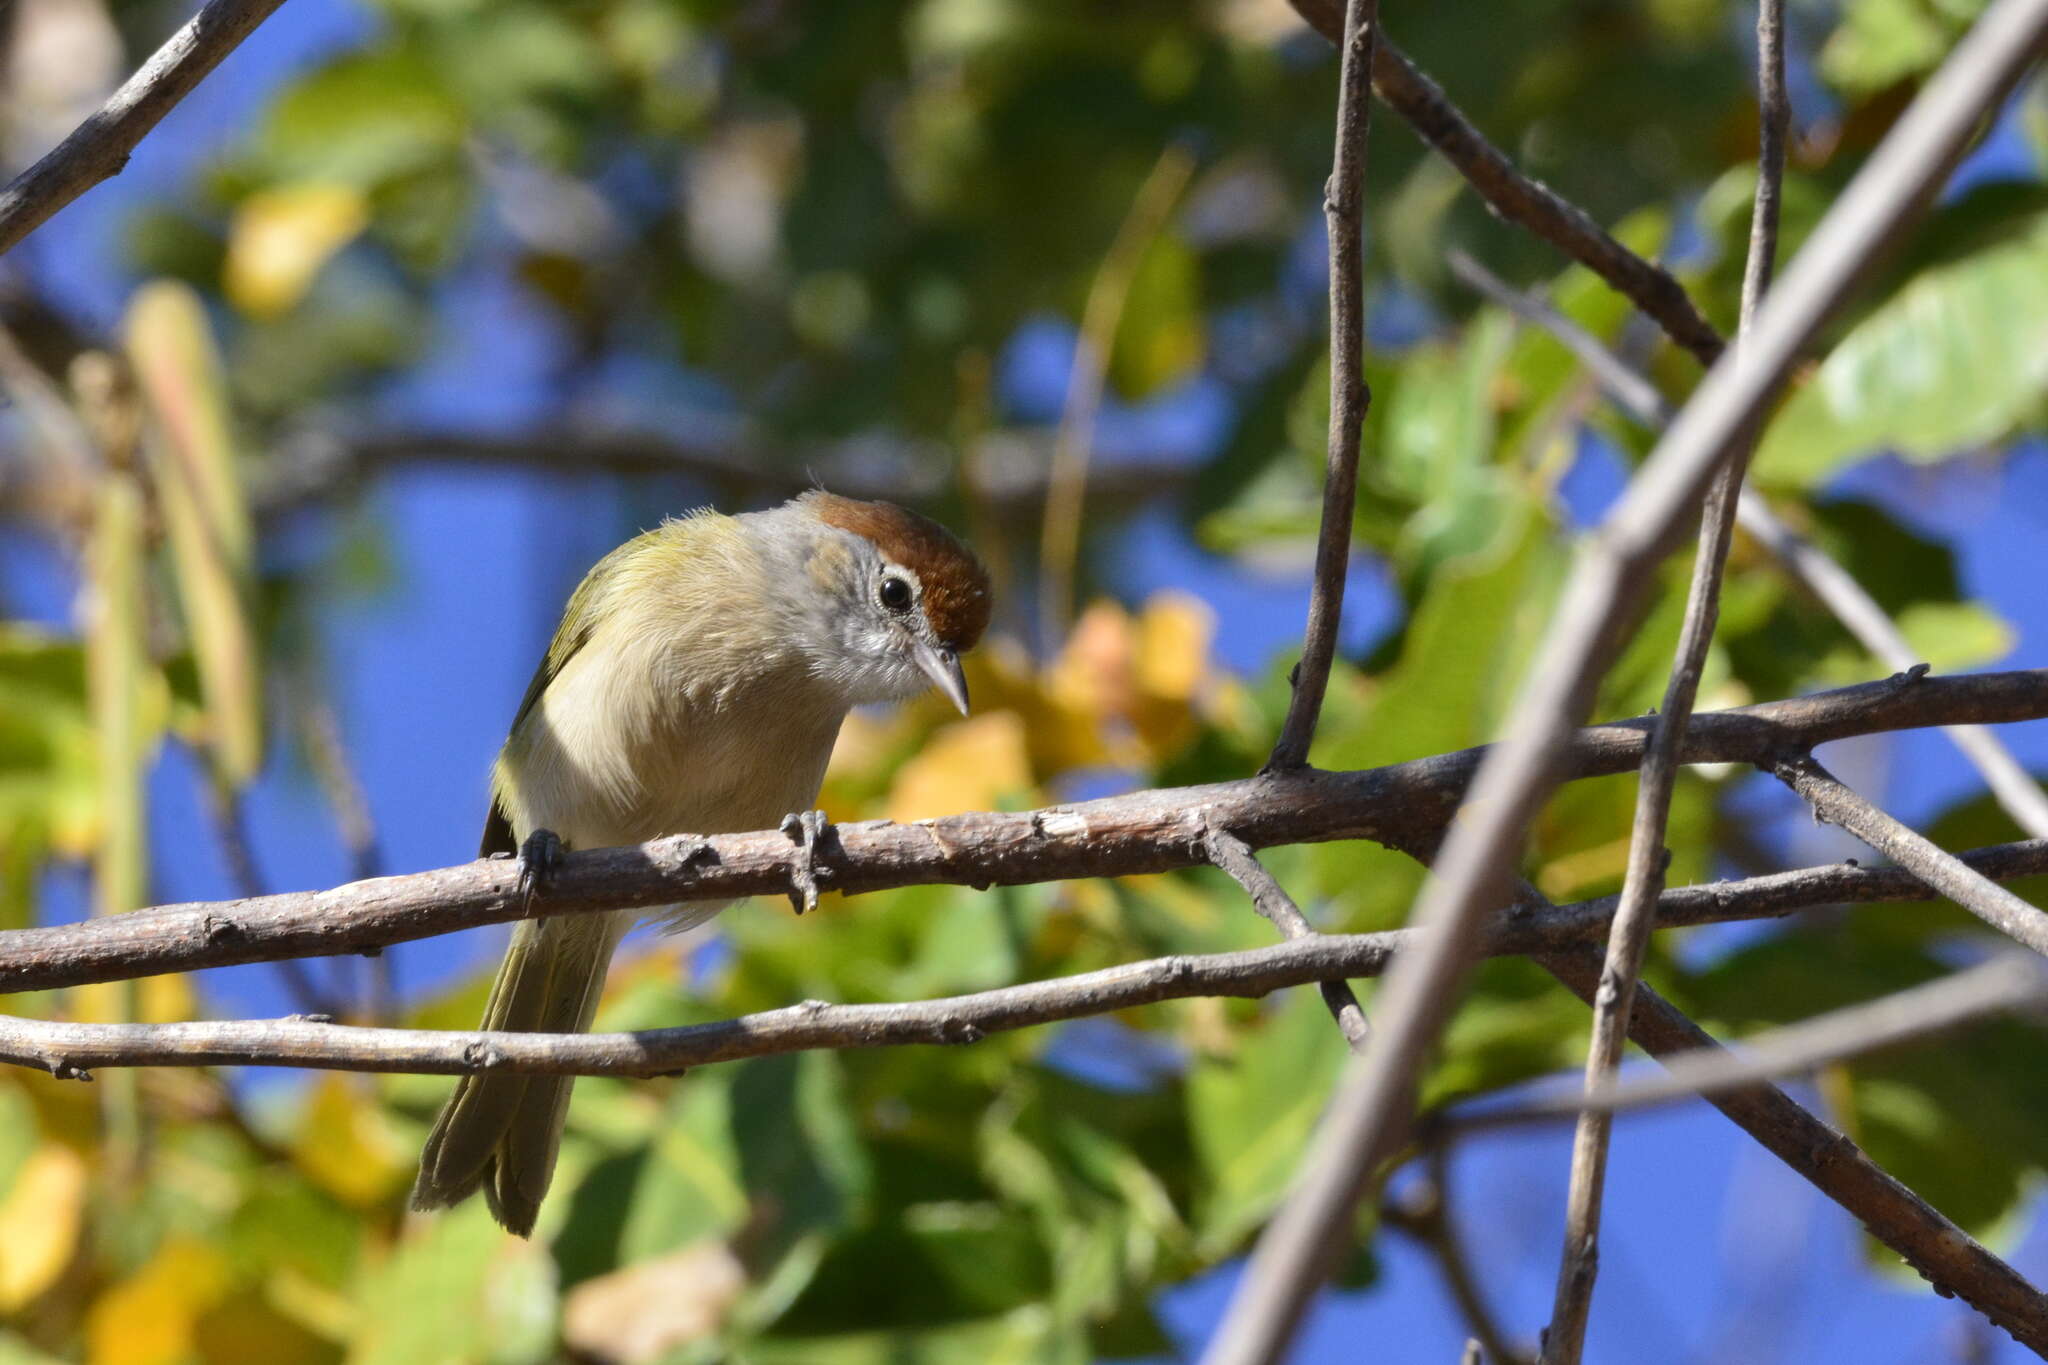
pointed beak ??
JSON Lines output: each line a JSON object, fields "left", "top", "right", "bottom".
{"left": 913, "top": 641, "right": 970, "bottom": 716}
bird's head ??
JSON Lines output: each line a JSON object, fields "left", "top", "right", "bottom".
{"left": 775, "top": 491, "right": 992, "bottom": 714}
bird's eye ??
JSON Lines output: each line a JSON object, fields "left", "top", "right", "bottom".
{"left": 878, "top": 575, "right": 913, "bottom": 613}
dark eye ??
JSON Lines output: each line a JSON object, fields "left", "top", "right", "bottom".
{"left": 878, "top": 575, "right": 913, "bottom": 613}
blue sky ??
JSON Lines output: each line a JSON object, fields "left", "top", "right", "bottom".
{"left": 5, "top": 2, "right": 2048, "bottom": 1360}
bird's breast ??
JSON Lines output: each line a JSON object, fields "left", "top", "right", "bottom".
{"left": 503, "top": 622, "right": 844, "bottom": 851}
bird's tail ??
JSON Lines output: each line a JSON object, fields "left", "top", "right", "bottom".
{"left": 410, "top": 910, "right": 626, "bottom": 1237}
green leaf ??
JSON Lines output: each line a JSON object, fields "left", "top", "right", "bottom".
{"left": 84, "top": 474, "right": 152, "bottom": 915}
{"left": 1187, "top": 990, "right": 1347, "bottom": 1254}
{"left": 347, "top": 1201, "right": 559, "bottom": 1365}
{"left": 1814, "top": 600, "right": 2013, "bottom": 686}
{"left": 1109, "top": 232, "right": 1205, "bottom": 400}
{"left": 731, "top": 1052, "right": 873, "bottom": 1264}
{"left": 1821, "top": 0, "right": 1982, "bottom": 96}
{"left": 255, "top": 49, "right": 467, "bottom": 187}
{"left": 1752, "top": 219, "right": 2048, "bottom": 489}
{"left": 1683, "top": 928, "right": 2048, "bottom": 1241}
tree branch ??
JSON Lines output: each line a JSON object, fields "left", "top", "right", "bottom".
{"left": 1204, "top": 825, "right": 1370, "bottom": 1050}
{"left": 1773, "top": 753, "right": 2048, "bottom": 956}
{"left": 0, "top": 0, "right": 291, "bottom": 257}
{"left": 1542, "top": 8, "right": 1790, "bottom": 1357}
{"left": 1456, "top": 952, "right": 2048, "bottom": 1132}
{"left": 1209, "top": 6, "right": 2048, "bottom": 1357}
{"left": 1536, "top": 945, "right": 2048, "bottom": 1357}
{"left": 4, "top": 670, "right": 2044, "bottom": 993}
{"left": 1447, "top": 249, "right": 2048, "bottom": 841}
{"left": 1282, "top": 8, "right": 1724, "bottom": 367}
{"left": 1268, "top": 0, "right": 1380, "bottom": 771}
{"left": 8, "top": 838, "right": 2048, "bottom": 1079}
{"left": 1382, "top": 1150, "right": 1534, "bottom": 1365}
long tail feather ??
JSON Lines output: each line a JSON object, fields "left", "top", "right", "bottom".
{"left": 410, "top": 911, "right": 625, "bottom": 1237}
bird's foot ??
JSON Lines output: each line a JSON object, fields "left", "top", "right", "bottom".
{"left": 780, "top": 809, "right": 831, "bottom": 915}
{"left": 517, "top": 828, "right": 566, "bottom": 911}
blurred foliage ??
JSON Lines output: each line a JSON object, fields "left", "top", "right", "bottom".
{"left": 1, "top": 0, "right": 2047, "bottom": 1358}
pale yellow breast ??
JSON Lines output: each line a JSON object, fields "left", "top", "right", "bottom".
{"left": 493, "top": 519, "right": 848, "bottom": 859}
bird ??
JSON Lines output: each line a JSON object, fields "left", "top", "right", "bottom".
{"left": 409, "top": 490, "right": 992, "bottom": 1237}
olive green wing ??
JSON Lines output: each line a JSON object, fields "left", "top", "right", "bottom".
{"left": 479, "top": 537, "right": 643, "bottom": 857}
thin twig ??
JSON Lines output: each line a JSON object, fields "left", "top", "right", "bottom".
{"left": 1283, "top": 7, "right": 1725, "bottom": 367}
{"left": 1267, "top": 0, "right": 1380, "bottom": 771}
{"left": 0, "top": 0, "right": 291, "bottom": 256}
{"left": 1536, "top": 945, "right": 2048, "bottom": 1357}
{"left": 1446, "top": 250, "right": 2048, "bottom": 841}
{"left": 201, "top": 780, "right": 341, "bottom": 1018}
{"left": 9, "top": 844, "right": 2048, "bottom": 1079}
{"left": 1541, "top": 9, "right": 1789, "bottom": 1358}
{"left": 1204, "top": 825, "right": 1369, "bottom": 1050}
{"left": 1451, "top": 952, "right": 2048, "bottom": 1133}
{"left": 293, "top": 681, "right": 393, "bottom": 1022}
{"left": 4, "top": 846, "right": 2043, "bottom": 1341}
{"left": 0, "top": 676, "right": 2038, "bottom": 986}
{"left": 1737, "top": 512, "right": 2048, "bottom": 838}
{"left": 1038, "top": 143, "right": 1195, "bottom": 646}
{"left": 1382, "top": 1151, "right": 1533, "bottom": 1365}
{"left": 1773, "top": 753, "right": 2048, "bottom": 957}
{"left": 1210, "top": 7, "right": 2048, "bottom": 1359}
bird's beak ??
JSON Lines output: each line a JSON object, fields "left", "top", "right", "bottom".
{"left": 913, "top": 641, "right": 970, "bottom": 716}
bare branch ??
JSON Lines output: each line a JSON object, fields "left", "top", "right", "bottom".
{"left": 1382, "top": 1151, "right": 1534, "bottom": 1365}
{"left": 1738, "top": 511, "right": 2048, "bottom": 838}
{"left": 1774, "top": 753, "right": 2048, "bottom": 956}
{"left": 1542, "top": 9, "right": 1790, "bottom": 1357}
{"left": 1284, "top": 7, "right": 1724, "bottom": 367}
{"left": 1448, "top": 250, "right": 2048, "bottom": 840}
{"left": 1267, "top": 0, "right": 1380, "bottom": 770}
{"left": 4, "top": 670, "right": 2044, "bottom": 994}
{"left": 8, "top": 839, "right": 2048, "bottom": 1078}
{"left": 1211, "top": 7, "right": 2048, "bottom": 1358}
{"left": 0, "top": 0, "right": 291, "bottom": 257}
{"left": 1537, "top": 945, "right": 2048, "bottom": 1356}
{"left": 1204, "top": 825, "right": 1370, "bottom": 1050}
{"left": 1457, "top": 953, "right": 2048, "bottom": 1132}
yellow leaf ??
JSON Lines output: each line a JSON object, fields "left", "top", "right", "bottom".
{"left": 1046, "top": 601, "right": 1135, "bottom": 722}
{"left": 0, "top": 1143, "right": 86, "bottom": 1310}
{"left": 969, "top": 639, "right": 1110, "bottom": 778}
{"left": 225, "top": 183, "right": 370, "bottom": 318}
{"left": 1131, "top": 591, "right": 1216, "bottom": 758}
{"left": 87, "top": 1239, "right": 233, "bottom": 1365}
{"left": 886, "top": 711, "right": 1033, "bottom": 823}
{"left": 291, "top": 1076, "right": 406, "bottom": 1208}
{"left": 1134, "top": 591, "right": 1213, "bottom": 703}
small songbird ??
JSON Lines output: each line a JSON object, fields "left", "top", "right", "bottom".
{"left": 410, "top": 491, "right": 991, "bottom": 1236}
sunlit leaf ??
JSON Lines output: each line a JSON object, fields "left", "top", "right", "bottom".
{"left": 85, "top": 1239, "right": 233, "bottom": 1365}
{"left": 290, "top": 1077, "right": 408, "bottom": 1208}
{"left": 125, "top": 281, "right": 265, "bottom": 788}
{"left": 1752, "top": 220, "right": 2048, "bottom": 489}
{"left": 83, "top": 474, "right": 150, "bottom": 915}
{"left": 1187, "top": 990, "right": 1346, "bottom": 1254}
{"left": 1110, "top": 232, "right": 1205, "bottom": 399}
{"left": 0, "top": 1143, "right": 86, "bottom": 1312}
{"left": 886, "top": 711, "right": 1035, "bottom": 821}
{"left": 225, "top": 183, "right": 372, "bottom": 318}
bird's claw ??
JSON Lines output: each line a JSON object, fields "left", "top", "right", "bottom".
{"left": 517, "top": 828, "right": 565, "bottom": 910}
{"left": 780, "top": 809, "right": 831, "bottom": 915}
